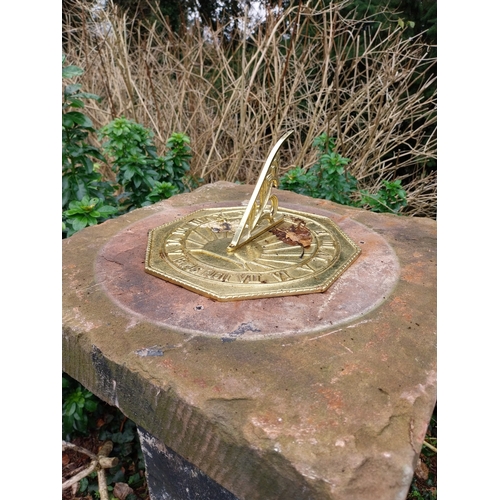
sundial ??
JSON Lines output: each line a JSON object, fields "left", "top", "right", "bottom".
{"left": 145, "top": 132, "right": 361, "bottom": 301}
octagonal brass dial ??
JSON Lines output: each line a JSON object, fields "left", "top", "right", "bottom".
{"left": 145, "top": 133, "right": 361, "bottom": 301}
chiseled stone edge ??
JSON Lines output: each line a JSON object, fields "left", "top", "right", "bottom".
{"left": 62, "top": 336, "right": 333, "bottom": 499}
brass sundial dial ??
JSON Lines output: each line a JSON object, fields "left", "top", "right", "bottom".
{"left": 145, "top": 132, "right": 361, "bottom": 301}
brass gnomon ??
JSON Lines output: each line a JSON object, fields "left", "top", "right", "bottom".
{"left": 145, "top": 132, "right": 361, "bottom": 301}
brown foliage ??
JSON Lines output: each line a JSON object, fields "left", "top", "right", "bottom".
{"left": 270, "top": 218, "right": 313, "bottom": 249}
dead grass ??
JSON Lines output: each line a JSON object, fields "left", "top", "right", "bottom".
{"left": 63, "top": 0, "right": 436, "bottom": 217}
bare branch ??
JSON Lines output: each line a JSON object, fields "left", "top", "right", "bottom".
{"left": 62, "top": 440, "right": 118, "bottom": 499}
{"left": 63, "top": 0, "right": 436, "bottom": 217}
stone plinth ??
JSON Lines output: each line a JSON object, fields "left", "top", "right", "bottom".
{"left": 62, "top": 182, "right": 436, "bottom": 500}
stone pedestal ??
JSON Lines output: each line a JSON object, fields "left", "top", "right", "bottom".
{"left": 62, "top": 182, "right": 436, "bottom": 500}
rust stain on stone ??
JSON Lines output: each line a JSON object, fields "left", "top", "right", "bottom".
{"left": 160, "top": 358, "right": 174, "bottom": 370}
{"left": 401, "top": 261, "right": 429, "bottom": 285}
{"left": 339, "top": 363, "right": 360, "bottom": 376}
{"left": 388, "top": 296, "right": 412, "bottom": 322}
{"left": 192, "top": 378, "right": 209, "bottom": 389}
{"left": 249, "top": 411, "right": 284, "bottom": 440}
{"left": 317, "top": 388, "right": 344, "bottom": 413}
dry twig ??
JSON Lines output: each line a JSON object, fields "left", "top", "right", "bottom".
{"left": 62, "top": 440, "right": 119, "bottom": 500}
{"left": 63, "top": 0, "right": 436, "bottom": 217}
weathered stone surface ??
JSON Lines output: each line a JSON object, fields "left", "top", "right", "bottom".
{"left": 62, "top": 182, "right": 437, "bottom": 500}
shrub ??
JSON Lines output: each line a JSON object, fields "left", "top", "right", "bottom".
{"left": 280, "top": 133, "right": 358, "bottom": 206}
{"left": 98, "top": 121, "right": 192, "bottom": 210}
{"left": 62, "top": 373, "right": 99, "bottom": 440}
{"left": 280, "top": 133, "right": 407, "bottom": 214}
{"left": 62, "top": 56, "right": 115, "bottom": 216}
{"left": 62, "top": 58, "right": 193, "bottom": 236}
{"left": 63, "top": 195, "right": 118, "bottom": 236}
{"left": 360, "top": 179, "right": 408, "bottom": 214}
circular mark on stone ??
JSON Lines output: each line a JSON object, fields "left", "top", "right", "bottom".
{"left": 96, "top": 204, "right": 400, "bottom": 340}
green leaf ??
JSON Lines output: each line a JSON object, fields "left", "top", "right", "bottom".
{"left": 63, "top": 112, "right": 94, "bottom": 129}
{"left": 86, "top": 216, "right": 99, "bottom": 226}
{"left": 133, "top": 176, "right": 143, "bottom": 189}
{"left": 64, "top": 208, "right": 81, "bottom": 216}
{"left": 64, "top": 84, "right": 82, "bottom": 95}
{"left": 98, "top": 205, "right": 118, "bottom": 217}
{"left": 84, "top": 399, "right": 98, "bottom": 412}
{"left": 79, "top": 477, "right": 89, "bottom": 492}
{"left": 71, "top": 216, "right": 89, "bottom": 232}
{"left": 68, "top": 99, "right": 85, "bottom": 109}
{"left": 63, "top": 65, "right": 84, "bottom": 79}
{"left": 112, "top": 426, "right": 136, "bottom": 443}
{"left": 73, "top": 91, "right": 102, "bottom": 101}
{"left": 128, "top": 472, "right": 142, "bottom": 486}
{"left": 66, "top": 401, "right": 77, "bottom": 417}
{"left": 108, "top": 469, "right": 126, "bottom": 485}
